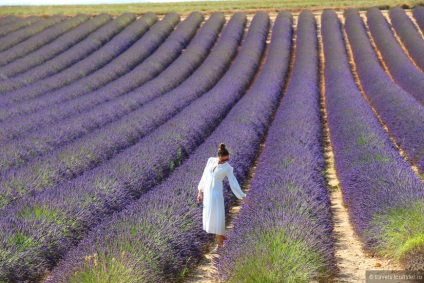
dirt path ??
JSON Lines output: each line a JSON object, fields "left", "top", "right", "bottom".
{"left": 382, "top": 12, "right": 423, "bottom": 72}
{"left": 183, "top": 13, "right": 293, "bottom": 283}
{"left": 183, "top": 163, "right": 256, "bottom": 283}
{"left": 183, "top": 10, "right": 414, "bottom": 283}
{"left": 319, "top": 12, "right": 406, "bottom": 283}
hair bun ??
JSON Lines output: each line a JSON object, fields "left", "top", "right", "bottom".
{"left": 219, "top": 143, "right": 226, "bottom": 150}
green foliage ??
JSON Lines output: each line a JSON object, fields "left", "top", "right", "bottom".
{"left": 369, "top": 200, "right": 424, "bottom": 261}
{"left": 67, "top": 251, "right": 136, "bottom": 283}
{"left": 17, "top": 204, "right": 60, "bottom": 223}
{"left": 227, "top": 228, "right": 329, "bottom": 283}
{"left": 8, "top": 232, "right": 38, "bottom": 252}
{"left": 0, "top": 0, "right": 420, "bottom": 16}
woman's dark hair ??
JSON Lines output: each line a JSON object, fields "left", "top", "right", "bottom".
{"left": 217, "top": 143, "right": 229, "bottom": 156}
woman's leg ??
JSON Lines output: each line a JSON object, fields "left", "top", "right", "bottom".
{"left": 217, "top": 234, "right": 227, "bottom": 246}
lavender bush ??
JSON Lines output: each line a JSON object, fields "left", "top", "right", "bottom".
{"left": 0, "top": 12, "right": 162, "bottom": 101}
{"left": 45, "top": 11, "right": 292, "bottom": 283}
{"left": 0, "top": 11, "right": 255, "bottom": 281}
{"left": 389, "top": 7, "right": 424, "bottom": 72}
{"left": 0, "top": 14, "right": 179, "bottom": 141}
{"left": 0, "top": 12, "right": 192, "bottom": 127}
{"left": 216, "top": 10, "right": 336, "bottom": 283}
{"left": 0, "top": 15, "right": 18, "bottom": 26}
{"left": 324, "top": 8, "right": 424, "bottom": 270}
{"left": 0, "top": 12, "right": 218, "bottom": 171}
{"left": 344, "top": 8, "right": 424, "bottom": 175}
{"left": 366, "top": 7, "right": 424, "bottom": 104}
{"left": 0, "top": 14, "right": 65, "bottom": 52}
{"left": 0, "top": 13, "right": 139, "bottom": 93}
{"left": 0, "top": 14, "right": 89, "bottom": 66}
{"left": 412, "top": 6, "right": 424, "bottom": 34}
{"left": 0, "top": 14, "right": 112, "bottom": 78}
{"left": 0, "top": 13, "right": 226, "bottom": 208}
{"left": 0, "top": 15, "right": 40, "bottom": 37}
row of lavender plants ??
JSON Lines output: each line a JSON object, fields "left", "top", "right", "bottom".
{"left": 324, "top": 8, "right": 424, "bottom": 270}
{"left": 0, "top": 12, "right": 194, "bottom": 130}
{"left": 0, "top": 14, "right": 112, "bottom": 78}
{"left": 389, "top": 7, "right": 424, "bottom": 72}
{"left": 0, "top": 14, "right": 169, "bottom": 113}
{"left": 0, "top": 15, "right": 19, "bottom": 27}
{"left": 0, "top": 14, "right": 220, "bottom": 170}
{"left": 0, "top": 13, "right": 139, "bottom": 93}
{"left": 366, "top": 7, "right": 424, "bottom": 105}
{"left": 0, "top": 15, "right": 40, "bottom": 38}
{"left": 46, "top": 10, "right": 290, "bottom": 283}
{"left": 0, "top": 12, "right": 162, "bottom": 102}
{"left": 412, "top": 6, "right": 424, "bottom": 33}
{"left": 0, "top": 14, "right": 89, "bottom": 66}
{"left": 217, "top": 10, "right": 336, "bottom": 282}
{"left": 0, "top": 12, "right": 221, "bottom": 172}
{"left": 0, "top": 15, "right": 174, "bottom": 141}
{"left": 0, "top": 12, "right": 217, "bottom": 208}
{"left": 344, "top": 9, "right": 424, "bottom": 175}
{"left": 0, "top": 11, "right": 255, "bottom": 282}
{"left": 0, "top": 14, "right": 65, "bottom": 52}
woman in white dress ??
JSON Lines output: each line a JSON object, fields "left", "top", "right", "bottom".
{"left": 197, "top": 143, "right": 250, "bottom": 253}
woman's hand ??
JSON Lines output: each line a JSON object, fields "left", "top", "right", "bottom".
{"left": 244, "top": 196, "right": 252, "bottom": 208}
{"left": 197, "top": 191, "right": 203, "bottom": 203}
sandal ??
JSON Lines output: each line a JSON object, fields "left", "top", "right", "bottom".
{"left": 210, "top": 244, "right": 222, "bottom": 254}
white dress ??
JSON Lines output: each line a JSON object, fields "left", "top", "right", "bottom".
{"left": 198, "top": 157, "right": 246, "bottom": 235}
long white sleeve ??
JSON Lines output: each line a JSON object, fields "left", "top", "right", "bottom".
{"left": 198, "top": 158, "right": 210, "bottom": 192}
{"left": 226, "top": 165, "right": 246, "bottom": 199}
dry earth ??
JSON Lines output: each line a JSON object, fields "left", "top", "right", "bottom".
{"left": 183, "top": 9, "right": 419, "bottom": 283}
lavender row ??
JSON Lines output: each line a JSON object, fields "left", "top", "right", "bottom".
{"left": 46, "top": 11, "right": 290, "bottom": 283}
{"left": 344, "top": 9, "right": 424, "bottom": 174}
{"left": 0, "top": 10, "right": 262, "bottom": 281}
{"left": 366, "top": 7, "right": 424, "bottom": 104}
{"left": 325, "top": 9, "right": 424, "bottom": 269}
{"left": 0, "top": 13, "right": 207, "bottom": 206}
{"left": 0, "top": 15, "right": 40, "bottom": 37}
{"left": 389, "top": 7, "right": 424, "bottom": 72}
{"left": 0, "top": 12, "right": 220, "bottom": 171}
{"left": 0, "top": 13, "right": 168, "bottom": 110}
{"left": 0, "top": 12, "right": 182, "bottom": 133}
{"left": 0, "top": 13, "right": 137, "bottom": 94}
{"left": 0, "top": 15, "right": 65, "bottom": 52}
{"left": 412, "top": 6, "right": 424, "bottom": 34}
{"left": 0, "top": 13, "right": 182, "bottom": 145}
{"left": 0, "top": 13, "right": 151, "bottom": 101}
{"left": 0, "top": 14, "right": 89, "bottom": 66}
{"left": 0, "top": 14, "right": 112, "bottom": 78}
{"left": 0, "top": 11, "right": 238, "bottom": 209}
{"left": 217, "top": 10, "right": 335, "bottom": 282}
{"left": 0, "top": 15, "right": 18, "bottom": 27}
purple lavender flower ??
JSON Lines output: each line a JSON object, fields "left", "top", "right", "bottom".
{"left": 0, "top": 15, "right": 40, "bottom": 37}
{"left": 366, "top": 7, "right": 424, "bottom": 104}
{"left": 344, "top": 8, "right": 424, "bottom": 174}
{"left": 412, "top": 6, "right": 424, "bottom": 34}
{"left": 0, "top": 14, "right": 112, "bottom": 78}
{"left": 0, "top": 14, "right": 89, "bottom": 66}
{"left": 389, "top": 7, "right": 424, "bottom": 72}
{"left": 0, "top": 14, "right": 65, "bottom": 52}
{"left": 324, "top": 8, "right": 424, "bottom": 269}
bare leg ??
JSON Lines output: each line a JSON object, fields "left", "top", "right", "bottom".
{"left": 217, "top": 234, "right": 227, "bottom": 246}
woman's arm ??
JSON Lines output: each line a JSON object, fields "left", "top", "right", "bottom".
{"left": 226, "top": 165, "right": 247, "bottom": 199}
{"left": 198, "top": 157, "right": 211, "bottom": 193}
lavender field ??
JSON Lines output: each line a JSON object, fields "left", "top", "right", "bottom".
{"left": 0, "top": 6, "right": 424, "bottom": 283}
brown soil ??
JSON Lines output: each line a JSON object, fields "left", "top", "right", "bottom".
{"left": 383, "top": 12, "right": 424, "bottom": 72}
{"left": 183, "top": 10, "right": 416, "bottom": 283}
{"left": 183, "top": 12, "right": 296, "bottom": 283}
{"left": 343, "top": 10, "right": 422, "bottom": 179}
